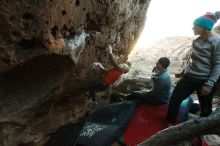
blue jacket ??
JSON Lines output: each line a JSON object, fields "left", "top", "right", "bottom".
{"left": 148, "top": 68, "right": 172, "bottom": 104}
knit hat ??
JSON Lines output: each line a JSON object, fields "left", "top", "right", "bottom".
{"left": 193, "top": 11, "right": 220, "bottom": 31}
{"left": 158, "top": 57, "right": 170, "bottom": 69}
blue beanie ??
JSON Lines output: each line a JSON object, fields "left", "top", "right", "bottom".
{"left": 194, "top": 11, "right": 220, "bottom": 30}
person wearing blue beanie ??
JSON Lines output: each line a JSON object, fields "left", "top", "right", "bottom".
{"left": 194, "top": 11, "right": 220, "bottom": 31}
{"left": 167, "top": 11, "right": 220, "bottom": 125}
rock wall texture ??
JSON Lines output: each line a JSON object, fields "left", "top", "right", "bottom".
{"left": 0, "top": 0, "right": 150, "bottom": 145}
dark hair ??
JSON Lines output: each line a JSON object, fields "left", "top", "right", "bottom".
{"left": 158, "top": 57, "right": 170, "bottom": 69}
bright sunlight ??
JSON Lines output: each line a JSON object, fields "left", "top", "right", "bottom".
{"left": 134, "top": 0, "right": 220, "bottom": 50}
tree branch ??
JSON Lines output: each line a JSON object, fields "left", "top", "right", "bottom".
{"left": 138, "top": 107, "right": 220, "bottom": 146}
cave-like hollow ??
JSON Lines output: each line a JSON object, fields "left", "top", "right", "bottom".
{"left": 0, "top": 54, "right": 75, "bottom": 121}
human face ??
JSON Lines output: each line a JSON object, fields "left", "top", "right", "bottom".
{"left": 192, "top": 24, "right": 205, "bottom": 36}
{"left": 156, "top": 61, "right": 164, "bottom": 71}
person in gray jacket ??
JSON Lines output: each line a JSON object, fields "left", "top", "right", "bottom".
{"left": 121, "top": 57, "right": 172, "bottom": 105}
{"left": 167, "top": 11, "right": 220, "bottom": 125}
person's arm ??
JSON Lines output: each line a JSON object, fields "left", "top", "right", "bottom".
{"left": 97, "top": 62, "right": 107, "bottom": 71}
{"left": 175, "top": 70, "right": 185, "bottom": 78}
{"left": 202, "top": 40, "right": 220, "bottom": 95}
{"left": 108, "top": 45, "right": 122, "bottom": 72}
{"left": 150, "top": 70, "right": 172, "bottom": 96}
{"left": 150, "top": 77, "right": 168, "bottom": 95}
{"left": 93, "top": 62, "right": 107, "bottom": 72}
{"left": 205, "top": 41, "right": 220, "bottom": 87}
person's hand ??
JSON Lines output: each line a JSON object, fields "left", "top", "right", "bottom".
{"left": 108, "top": 45, "right": 113, "bottom": 54}
{"left": 175, "top": 73, "right": 183, "bottom": 78}
{"left": 201, "top": 85, "right": 212, "bottom": 95}
{"left": 92, "top": 62, "right": 101, "bottom": 69}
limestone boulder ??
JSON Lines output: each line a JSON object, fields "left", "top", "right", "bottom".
{"left": 0, "top": 0, "right": 150, "bottom": 145}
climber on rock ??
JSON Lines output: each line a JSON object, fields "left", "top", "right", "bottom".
{"left": 89, "top": 45, "right": 130, "bottom": 106}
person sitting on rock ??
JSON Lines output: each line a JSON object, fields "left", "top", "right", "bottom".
{"left": 120, "top": 57, "right": 172, "bottom": 105}
{"left": 89, "top": 45, "right": 130, "bottom": 106}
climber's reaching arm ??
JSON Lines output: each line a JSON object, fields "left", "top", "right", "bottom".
{"left": 108, "top": 45, "right": 122, "bottom": 71}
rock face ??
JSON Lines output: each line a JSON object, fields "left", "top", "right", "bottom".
{"left": 0, "top": 0, "right": 150, "bottom": 145}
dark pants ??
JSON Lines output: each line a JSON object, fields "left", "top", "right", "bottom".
{"left": 126, "top": 91, "right": 167, "bottom": 105}
{"left": 89, "top": 81, "right": 109, "bottom": 102}
{"left": 167, "top": 76, "right": 216, "bottom": 124}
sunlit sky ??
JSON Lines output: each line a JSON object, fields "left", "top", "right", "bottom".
{"left": 135, "top": 0, "right": 220, "bottom": 50}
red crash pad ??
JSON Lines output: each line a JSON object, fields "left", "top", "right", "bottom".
{"left": 123, "top": 104, "right": 168, "bottom": 145}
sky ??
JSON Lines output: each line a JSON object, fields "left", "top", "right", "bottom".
{"left": 134, "top": 0, "right": 220, "bottom": 50}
